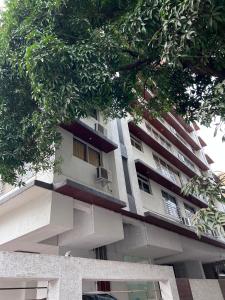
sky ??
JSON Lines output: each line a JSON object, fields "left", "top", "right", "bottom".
{"left": 0, "top": 0, "right": 224, "bottom": 174}
{"left": 200, "top": 125, "right": 225, "bottom": 173}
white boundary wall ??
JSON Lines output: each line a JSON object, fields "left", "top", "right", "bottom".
{"left": 0, "top": 251, "right": 180, "bottom": 300}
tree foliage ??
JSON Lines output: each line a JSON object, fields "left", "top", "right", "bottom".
{"left": 1, "top": 0, "right": 225, "bottom": 183}
{"left": 182, "top": 174, "right": 225, "bottom": 236}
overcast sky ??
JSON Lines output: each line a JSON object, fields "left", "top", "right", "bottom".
{"left": 200, "top": 125, "right": 225, "bottom": 173}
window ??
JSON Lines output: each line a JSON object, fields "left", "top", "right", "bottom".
{"left": 73, "top": 138, "right": 101, "bottom": 167}
{"left": 178, "top": 152, "right": 195, "bottom": 170}
{"left": 146, "top": 123, "right": 172, "bottom": 151}
{"left": 137, "top": 173, "right": 152, "bottom": 194}
{"left": 89, "top": 109, "right": 98, "bottom": 120}
{"left": 130, "top": 134, "right": 143, "bottom": 151}
{"left": 162, "top": 191, "right": 181, "bottom": 220}
{"left": 184, "top": 204, "right": 195, "bottom": 220}
{"left": 153, "top": 155, "right": 180, "bottom": 185}
{"left": 88, "top": 147, "right": 101, "bottom": 167}
{"left": 73, "top": 139, "right": 86, "bottom": 161}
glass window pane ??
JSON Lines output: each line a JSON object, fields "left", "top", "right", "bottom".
{"left": 130, "top": 135, "right": 142, "bottom": 151}
{"left": 137, "top": 173, "right": 151, "bottom": 194}
{"left": 138, "top": 178, "right": 142, "bottom": 190}
{"left": 88, "top": 147, "right": 100, "bottom": 167}
{"left": 89, "top": 109, "right": 98, "bottom": 120}
{"left": 162, "top": 191, "right": 180, "bottom": 220}
{"left": 73, "top": 139, "right": 86, "bottom": 161}
{"left": 143, "top": 182, "right": 150, "bottom": 193}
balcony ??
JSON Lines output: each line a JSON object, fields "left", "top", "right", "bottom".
{"left": 129, "top": 121, "right": 197, "bottom": 178}
{"left": 54, "top": 178, "right": 126, "bottom": 212}
{"left": 135, "top": 159, "right": 208, "bottom": 208}
{"left": 142, "top": 115, "right": 209, "bottom": 172}
{"left": 198, "top": 136, "right": 207, "bottom": 147}
{"left": 170, "top": 111, "right": 194, "bottom": 133}
{"left": 163, "top": 113, "right": 201, "bottom": 150}
{"left": 61, "top": 120, "right": 118, "bottom": 153}
{"left": 144, "top": 210, "right": 225, "bottom": 250}
{"left": 205, "top": 154, "right": 214, "bottom": 164}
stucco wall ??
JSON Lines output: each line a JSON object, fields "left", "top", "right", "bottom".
{"left": 0, "top": 251, "right": 180, "bottom": 300}
{"left": 190, "top": 279, "right": 224, "bottom": 300}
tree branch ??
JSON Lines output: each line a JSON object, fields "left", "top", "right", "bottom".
{"left": 119, "top": 58, "right": 152, "bottom": 71}
{"left": 182, "top": 59, "right": 225, "bottom": 80}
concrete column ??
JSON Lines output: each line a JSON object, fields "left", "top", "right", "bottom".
{"left": 48, "top": 280, "right": 60, "bottom": 300}
{"left": 48, "top": 277, "right": 82, "bottom": 300}
{"left": 160, "top": 279, "right": 180, "bottom": 300}
{"left": 184, "top": 261, "right": 205, "bottom": 279}
{"left": 174, "top": 261, "right": 205, "bottom": 279}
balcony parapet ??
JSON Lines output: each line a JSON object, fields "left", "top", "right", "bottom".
{"left": 61, "top": 120, "right": 118, "bottom": 153}
{"left": 140, "top": 116, "right": 209, "bottom": 172}
{"left": 54, "top": 179, "right": 126, "bottom": 212}
{"left": 144, "top": 210, "right": 225, "bottom": 249}
{"left": 163, "top": 113, "right": 201, "bottom": 150}
{"left": 170, "top": 111, "right": 195, "bottom": 133}
{"left": 129, "top": 121, "right": 202, "bottom": 178}
{"left": 205, "top": 154, "right": 214, "bottom": 165}
{"left": 135, "top": 159, "right": 208, "bottom": 208}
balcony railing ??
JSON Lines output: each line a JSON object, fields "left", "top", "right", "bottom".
{"left": 145, "top": 123, "right": 196, "bottom": 172}
{"left": 157, "top": 118, "right": 193, "bottom": 151}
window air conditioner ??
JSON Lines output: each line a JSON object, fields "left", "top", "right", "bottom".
{"left": 96, "top": 167, "right": 112, "bottom": 183}
{"left": 182, "top": 217, "right": 192, "bottom": 227}
{"left": 95, "top": 123, "right": 107, "bottom": 136}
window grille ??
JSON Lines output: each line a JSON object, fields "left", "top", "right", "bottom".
{"left": 162, "top": 191, "right": 181, "bottom": 220}
{"left": 137, "top": 173, "right": 152, "bottom": 194}
{"left": 153, "top": 155, "right": 181, "bottom": 185}
{"left": 130, "top": 134, "right": 143, "bottom": 152}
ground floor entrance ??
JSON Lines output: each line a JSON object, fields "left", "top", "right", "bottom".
{"left": 1, "top": 251, "right": 225, "bottom": 300}
{"left": 0, "top": 251, "right": 179, "bottom": 300}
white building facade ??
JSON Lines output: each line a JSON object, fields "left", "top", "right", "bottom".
{"left": 0, "top": 111, "right": 225, "bottom": 299}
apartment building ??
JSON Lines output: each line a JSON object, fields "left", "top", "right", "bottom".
{"left": 0, "top": 111, "right": 225, "bottom": 300}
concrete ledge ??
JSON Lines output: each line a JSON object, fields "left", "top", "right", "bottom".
{"left": 54, "top": 179, "right": 126, "bottom": 211}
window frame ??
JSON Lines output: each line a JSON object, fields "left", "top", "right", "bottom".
{"left": 73, "top": 137, "right": 102, "bottom": 167}
{"left": 130, "top": 134, "right": 143, "bottom": 152}
{"left": 153, "top": 155, "right": 180, "bottom": 185}
{"left": 178, "top": 151, "right": 195, "bottom": 170}
{"left": 89, "top": 109, "right": 99, "bottom": 121}
{"left": 137, "top": 172, "right": 152, "bottom": 194}
{"left": 146, "top": 122, "right": 172, "bottom": 151}
{"left": 162, "top": 190, "right": 181, "bottom": 220}
{"left": 184, "top": 203, "right": 196, "bottom": 220}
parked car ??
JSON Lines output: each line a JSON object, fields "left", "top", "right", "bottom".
{"left": 83, "top": 294, "right": 117, "bottom": 300}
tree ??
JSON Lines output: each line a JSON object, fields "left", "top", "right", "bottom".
{"left": 182, "top": 174, "right": 225, "bottom": 236}
{"left": 0, "top": 0, "right": 225, "bottom": 184}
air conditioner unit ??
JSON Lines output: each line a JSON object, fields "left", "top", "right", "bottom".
{"left": 182, "top": 217, "right": 192, "bottom": 227}
{"left": 96, "top": 167, "right": 112, "bottom": 183}
{"left": 95, "top": 123, "right": 107, "bottom": 136}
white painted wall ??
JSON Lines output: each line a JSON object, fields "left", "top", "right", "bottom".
{"left": 190, "top": 279, "right": 224, "bottom": 300}
{"left": 58, "top": 205, "right": 124, "bottom": 249}
{"left": 0, "top": 189, "right": 73, "bottom": 247}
